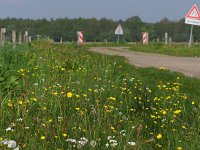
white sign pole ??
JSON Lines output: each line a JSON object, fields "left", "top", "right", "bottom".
{"left": 189, "top": 25, "right": 194, "bottom": 48}
{"left": 117, "top": 34, "right": 120, "bottom": 43}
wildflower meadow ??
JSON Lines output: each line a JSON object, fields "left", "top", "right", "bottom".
{"left": 0, "top": 42, "right": 200, "bottom": 149}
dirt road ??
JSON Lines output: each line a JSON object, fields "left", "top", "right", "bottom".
{"left": 89, "top": 47, "right": 200, "bottom": 78}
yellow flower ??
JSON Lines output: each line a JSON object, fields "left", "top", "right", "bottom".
{"left": 108, "top": 96, "right": 116, "bottom": 101}
{"left": 62, "top": 133, "right": 67, "bottom": 137}
{"left": 76, "top": 94, "right": 80, "bottom": 98}
{"left": 192, "top": 101, "right": 195, "bottom": 105}
{"left": 54, "top": 136, "right": 58, "bottom": 139}
{"left": 48, "top": 119, "right": 53, "bottom": 123}
{"left": 18, "top": 100, "right": 23, "bottom": 105}
{"left": 150, "top": 114, "right": 156, "bottom": 118}
{"left": 174, "top": 110, "right": 181, "bottom": 114}
{"left": 162, "top": 110, "right": 167, "bottom": 115}
{"left": 172, "top": 128, "right": 176, "bottom": 131}
{"left": 182, "top": 126, "right": 186, "bottom": 129}
{"left": 75, "top": 107, "right": 80, "bottom": 111}
{"left": 159, "top": 67, "right": 166, "bottom": 70}
{"left": 67, "top": 92, "right": 73, "bottom": 98}
{"left": 7, "top": 103, "right": 13, "bottom": 107}
{"left": 41, "top": 136, "right": 46, "bottom": 140}
{"left": 177, "top": 146, "right": 182, "bottom": 150}
{"left": 111, "top": 127, "right": 115, "bottom": 130}
{"left": 156, "top": 134, "right": 162, "bottom": 139}
{"left": 43, "top": 107, "right": 47, "bottom": 111}
{"left": 32, "top": 98, "right": 37, "bottom": 102}
{"left": 106, "top": 109, "right": 111, "bottom": 113}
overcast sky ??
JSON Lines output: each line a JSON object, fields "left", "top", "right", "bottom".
{"left": 0, "top": 0, "right": 199, "bottom": 22}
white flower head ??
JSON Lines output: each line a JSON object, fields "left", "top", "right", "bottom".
{"left": 128, "top": 141, "right": 136, "bottom": 146}
{"left": 2, "top": 140, "right": 17, "bottom": 148}
{"left": 6, "top": 127, "right": 12, "bottom": 131}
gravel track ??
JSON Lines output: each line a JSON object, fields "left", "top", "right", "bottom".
{"left": 89, "top": 47, "right": 200, "bottom": 78}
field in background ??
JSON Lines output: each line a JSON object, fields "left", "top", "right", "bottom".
{"left": 85, "top": 41, "right": 200, "bottom": 57}
{"left": 0, "top": 42, "right": 200, "bottom": 149}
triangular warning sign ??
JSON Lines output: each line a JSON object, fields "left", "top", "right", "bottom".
{"left": 115, "top": 24, "right": 123, "bottom": 35}
{"left": 186, "top": 4, "right": 200, "bottom": 19}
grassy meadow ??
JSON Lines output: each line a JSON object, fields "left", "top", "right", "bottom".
{"left": 0, "top": 42, "right": 200, "bottom": 149}
{"left": 129, "top": 43, "right": 200, "bottom": 57}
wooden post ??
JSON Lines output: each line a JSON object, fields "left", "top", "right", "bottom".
{"left": 165, "top": 32, "right": 168, "bottom": 45}
{"left": 36, "top": 35, "right": 40, "bottom": 41}
{"left": 1, "top": 28, "right": 6, "bottom": 45}
{"left": 18, "top": 32, "right": 22, "bottom": 45}
{"left": 28, "top": 36, "right": 32, "bottom": 42}
{"left": 12, "top": 30, "right": 16, "bottom": 48}
{"left": 169, "top": 37, "right": 172, "bottom": 46}
{"left": 12, "top": 30, "right": 16, "bottom": 44}
{"left": 24, "top": 31, "right": 28, "bottom": 43}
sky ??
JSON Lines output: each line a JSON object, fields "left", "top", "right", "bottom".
{"left": 0, "top": 0, "right": 199, "bottom": 22}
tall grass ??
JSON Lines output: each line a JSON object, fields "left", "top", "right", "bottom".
{"left": 0, "top": 42, "right": 200, "bottom": 149}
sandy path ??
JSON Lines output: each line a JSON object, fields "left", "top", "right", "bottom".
{"left": 89, "top": 47, "right": 200, "bottom": 78}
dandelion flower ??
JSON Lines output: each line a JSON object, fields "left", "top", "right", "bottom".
{"left": 174, "top": 110, "right": 181, "bottom": 114}
{"left": 108, "top": 97, "right": 116, "bottom": 101}
{"left": 18, "top": 100, "right": 23, "bottom": 105}
{"left": 67, "top": 92, "right": 73, "bottom": 98}
{"left": 156, "top": 134, "right": 162, "bottom": 139}
{"left": 41, "top": 136, "right": 45, "bottom": 140}
{"left": 177, "top": 146, "right": 182, "bottom": 150}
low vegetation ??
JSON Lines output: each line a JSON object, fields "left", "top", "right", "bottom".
{"left": 0, "top": 42, "right": 200, "bottom": 149}
{"left": 130, "top": 43, "right": 200, "bottom": 57}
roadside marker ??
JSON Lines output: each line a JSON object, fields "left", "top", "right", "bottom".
{"left": 77, "top": 31, "right": 84, "bottom": 45}
{"left": 115, "top": 24, "right": 123, "bottom": 43}
{"left": 142, "top": 32, "right": 148, "bottom": 45}
{"left": 185, "top": 4, "right": 200, "bottom": 20}
{"left": 185, "top": 4, "right": 200, "bottom": 47}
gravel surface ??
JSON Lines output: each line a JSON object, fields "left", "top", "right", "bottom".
{"left": 89, "top": 47, "right": 200, "bottom": 78}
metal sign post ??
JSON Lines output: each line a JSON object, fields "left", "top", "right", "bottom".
{"left": 117, "top": 34, "right": 120, "bottom": 43}
{"left": 189, "top": 25, "right": 194, "bottom": 48}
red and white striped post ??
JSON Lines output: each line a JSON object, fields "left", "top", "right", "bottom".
{"left": 77, "top": 31, "right": 84, "bottom": 45}
{"left": 142, "top": 32, "right": 148, "bottom": 45}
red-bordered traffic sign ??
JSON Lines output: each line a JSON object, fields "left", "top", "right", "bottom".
{"left": 185, "top": 4, "right": 200, "bottom": 26}
{"left": 185, "top": 4, "right": 200, "bottom": 19}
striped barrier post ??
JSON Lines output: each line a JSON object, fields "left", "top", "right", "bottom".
{"left": 77, "top": 31, "right": 84, "bottom": 45}
{"left": 142, "top": 32, "right": 148, "bottom": 45}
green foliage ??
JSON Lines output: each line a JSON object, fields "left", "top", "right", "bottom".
{"left": 0, "top": 42, "right": 200, "bottom": 149}
{"left": 0, "top": 16, "right": 196, "bottom": 42}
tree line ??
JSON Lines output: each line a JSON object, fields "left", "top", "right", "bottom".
{"left": 0, "top": 16, "right": 199, "bottom": 42}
